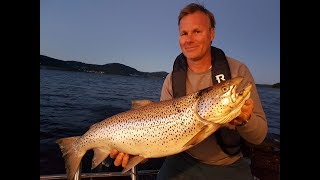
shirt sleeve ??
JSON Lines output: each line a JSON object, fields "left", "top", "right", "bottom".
{"left": 160, "top": 73, "right": 173, "bottom": 101}
{"left": 235, "top": 63, "right": 268, "bottom": 145}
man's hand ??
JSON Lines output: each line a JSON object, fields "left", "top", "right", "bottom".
{"left": 110, "top": 149, "right": 129, "bottom": 167}
{"left": 229, "top": 98, "right": 254, "bottom": 126}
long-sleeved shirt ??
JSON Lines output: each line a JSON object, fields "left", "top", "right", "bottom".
{"left": 160, "top": 56, "right": 268, "bottom": 165}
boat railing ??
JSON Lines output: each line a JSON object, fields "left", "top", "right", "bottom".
{"left": 40, "top": 165, "right": 159, "bottom": 180}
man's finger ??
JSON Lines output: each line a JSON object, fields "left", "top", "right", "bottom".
{"left": 238, "top": 112, "right": 249, "bottom": 121}
{"left": 110, "top": 149, "right": 119, "bottom": 158}
{"left": 114, "top": 152, "right": 124, "bottom": 166}
{"left": 229, "top": 119, "right": 240, "bottom": 125}
{"left": 245, "top": 98, "right": 254, "bottom": 105}
{"left": 122, "top": 154, "right": 129, "bottom": 167}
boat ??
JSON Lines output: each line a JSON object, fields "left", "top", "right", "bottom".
{"left": 40, "top": 133, "right": 279, "bottom": 180}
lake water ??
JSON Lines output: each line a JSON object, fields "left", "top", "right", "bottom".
{"left": 40, "top": 68, "right": 280, "bottom": 175}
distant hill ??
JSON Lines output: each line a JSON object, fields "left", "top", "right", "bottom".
{"left": 272, "top": 83, "right": 280, "bottom": 88}
{"left": 256, "top": 83, "right": 280, "bottom": 89}
{"left": 40, "top": 55, "right": 168, "bottom": 78}
{"left": 40, "top": 55, "right": 279, "bottom": 88}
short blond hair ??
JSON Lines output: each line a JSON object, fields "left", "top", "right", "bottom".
{"left": 178, "top": 3, "right": 216, "bottom": 28}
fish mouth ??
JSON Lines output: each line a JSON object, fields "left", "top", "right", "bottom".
{"left": 227, "top": 80, "right": 252, "bottom": 122}
{"left": 238, "top": 83, "right": 252, "bottom": 99}
{"left": 231, "top": 81, "right": 252, "bottom": 104}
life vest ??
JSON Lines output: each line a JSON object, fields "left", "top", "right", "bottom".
{"left": 172, "top": 46, "right": 241, "bottom": 156}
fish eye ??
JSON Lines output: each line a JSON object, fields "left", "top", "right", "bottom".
{"left": 222, "top": 86, "right": 229, "bottom": 92}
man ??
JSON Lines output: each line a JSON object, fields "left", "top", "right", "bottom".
{"left": 110, "top": 3, "right": 268, "bottom": 179}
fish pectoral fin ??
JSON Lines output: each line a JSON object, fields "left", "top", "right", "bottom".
{"left": 91, "top": 147, "right": 110, "bottom": 169}
{"left": 182, "top": 125, "right": 210, "bottom": 149}
{"left": 131, "top": 99, "right": 155, "bottom": 109}
{"left": 121, "top": 155, "right": 147, "bottom": 173}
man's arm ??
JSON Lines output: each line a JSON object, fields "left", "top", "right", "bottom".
{"left": 234, "top": 64, "right": 268, "bottom": 145}
{"left": 160, "top": 73, "right": 173, "bottom": 101}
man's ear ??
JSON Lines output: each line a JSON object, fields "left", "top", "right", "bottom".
{"left": 210, "top": 28, "right": 215, "bottom": 41}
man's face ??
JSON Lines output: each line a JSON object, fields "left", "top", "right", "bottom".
{"left": 179, "top": 11, "right": 215, "bottom": 62}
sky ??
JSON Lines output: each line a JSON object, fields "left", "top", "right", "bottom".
{"left": 40, "top": 0, "right": 280, "bottom": 85}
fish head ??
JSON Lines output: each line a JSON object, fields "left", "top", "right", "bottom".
{"left": 196, "top": 76, "right": 252, "bottom": 124}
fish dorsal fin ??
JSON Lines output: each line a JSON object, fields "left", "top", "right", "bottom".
{"left": 89, "top": 123, "right": 97, "bottom": 130}
{"left": 91, "top": 147, "right": 110, "bottom": 169}
{"left": 122, "top": 155, "right": 147, "bottom": 173}
{"left": 131, "top": 99, "right": 155, "bottom": 109}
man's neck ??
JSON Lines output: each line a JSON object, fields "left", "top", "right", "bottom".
{"left": 187, "top": 56, "right": 212, "bottom": 73}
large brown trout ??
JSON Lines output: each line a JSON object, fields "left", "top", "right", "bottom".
{"left": 56, "top": 76, "right": 252, "bottom": 180}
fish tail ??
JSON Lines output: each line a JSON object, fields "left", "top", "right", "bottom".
{"left": 56, "top": 136, "right": 83, "bottom": 180}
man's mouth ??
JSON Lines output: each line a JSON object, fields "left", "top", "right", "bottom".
{"left": 185, "top": 46, "right": 198, "bottom": 51}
